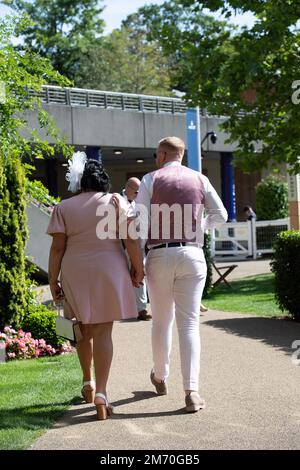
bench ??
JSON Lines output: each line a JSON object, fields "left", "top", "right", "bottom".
{"left": 212, "top": 261, "right": 238, "bottom": 289}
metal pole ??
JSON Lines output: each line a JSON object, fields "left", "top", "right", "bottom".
{"left": 251, "top": 218, "right": 257, "bottom": 259}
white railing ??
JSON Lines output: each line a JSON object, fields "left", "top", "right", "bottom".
{"left": 211, "top": 218, "right": 290, "bottom": 259}
{"left": 29, "top": 85, "right": 187, "bottom": 114}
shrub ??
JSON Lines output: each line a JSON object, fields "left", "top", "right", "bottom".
{"left": 0, "top": 326, "right": 56, "bottom": 360}
{"left": 203, "top": 232, "right": 213, "bottom": 298}
{"left": 271, "top": 231, "right": 300, "bottom": 320}
{"left": 0, "top": 16, "right": 71, "bottom": 330}
{"left": 22, "top": 304, "right": 65, "bottom": 349}
{"left": 0, "top": 152, "right": 29, "bottom": 329}
{"left": 255, "top": 175, "right": 288, "bottom": 220}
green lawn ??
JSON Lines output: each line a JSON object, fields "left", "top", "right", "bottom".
{"left": 0, "top": 352, "right": 81, "bottom": 450}
{"left": 205, "top": 273, "right": 286, "bottom": 317}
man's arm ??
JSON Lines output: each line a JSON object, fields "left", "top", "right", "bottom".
{"left": 48, "top": 233, "right": 67, "bottom": 302}
{"left": 202, "top": 178, "right": 228, "bottom": 231}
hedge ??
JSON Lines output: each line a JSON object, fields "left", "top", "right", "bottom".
{"left": 271, "top": 230, "right": 300, "bottom": 320}
{"left": 256, "top": 175, "right": 288, "bottom": 220}
{"left": 0, "top": 152, "right": 29, "bottom": 329}
{"left": 203, "top": 232, "right": 213, "bottom": 298}
{"left": 21, "top": 304, "right": 64, "bottom": 349}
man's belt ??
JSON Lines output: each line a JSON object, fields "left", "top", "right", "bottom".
{"left": 152, "top": 242, "right": 200, "bottom": 250}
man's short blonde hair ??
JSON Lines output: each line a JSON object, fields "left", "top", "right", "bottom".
{"left": 158, "top": 136, "right": 185, "bottom": 155}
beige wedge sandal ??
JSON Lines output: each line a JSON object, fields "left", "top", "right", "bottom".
{"left": 94, "top": 393, "right": 113, "bottom": 420}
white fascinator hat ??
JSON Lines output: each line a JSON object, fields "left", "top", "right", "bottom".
{"left": 65, "top": 151, "right": 87, "bottom": 193}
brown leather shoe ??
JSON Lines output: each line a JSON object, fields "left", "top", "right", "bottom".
{"left": 150, "top": 370, "right": 168, "bottom": 395}
{"left": 185, "top": 392, "right": 206, "bottom": 412}
{"left": 137, "top": 310, "right": 152, "bottom": 321}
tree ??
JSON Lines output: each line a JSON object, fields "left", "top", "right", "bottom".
{"left": 139, "top": 2, "right": 234, "bottom": 97}
{"left": 140, "top": 0, "right": 300, "bottom": 173}
{"left": 255, "top": 175, "right": 288, "bottom": 221}
{"left": 1, "top": 0, "right": 104, "bottom": 80}
{"left": 76, "top": 12, "right": 174, "bottom": 96}
{"left": 0, "top": 150, "right": 28, "bottom": 328}
{"left": 0, "top": 15, "right": 72, "bottom": 328}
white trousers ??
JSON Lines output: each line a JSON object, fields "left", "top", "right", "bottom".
{"left": 146, "top": 246, "right": 207, "bottom": 391}
{"left": 125, "top": 249, "right": 148, "bottom": 311}
{"left": 135, "top": 281, "right": 148, "bottom": 312}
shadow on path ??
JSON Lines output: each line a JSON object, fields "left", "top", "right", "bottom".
{"left": 51, "top": 391, "right": 186, "bottom": 427}
{"left": 204, "top": 315, "right": 300, "bottom": 355}
{"left": 0, "top": 391, "right": 185, "bottom": 433}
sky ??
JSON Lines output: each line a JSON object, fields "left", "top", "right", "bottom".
{"left": 0, "top": 0, "right": 256, "bottom": 34}
{"left": 101, "top": 0, "right": 256, "bottom": 33}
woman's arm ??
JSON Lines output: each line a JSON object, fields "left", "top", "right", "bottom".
{"left": 48, "top": 233, "right": 67, "bottom": 302}
{"left": 111, "top": 193, "right": 144, "bottom": 287}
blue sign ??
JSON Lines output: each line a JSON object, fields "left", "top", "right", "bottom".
{"left": 221, "top": 152, "right": 236, "bottom": 222}
{"left": 186, "top": 108, "right": 201, "bottom": 172}
{"left": 86, "top": 146, "right": 102, "bottom": 162}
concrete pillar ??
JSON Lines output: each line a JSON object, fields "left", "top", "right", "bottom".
{"left": 287, "top": 170, "right": 300, "bottom": 230}
{"left": 221, "top": 152, "right": 236, "bottom": 221}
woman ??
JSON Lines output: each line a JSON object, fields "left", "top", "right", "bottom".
{"left": 47, "top": 154, "right": 144, "bottom": 420}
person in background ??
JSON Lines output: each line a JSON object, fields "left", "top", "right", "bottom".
{"left": 244, "top": 205, "right": 256, "bottom": 221}
{"left": 122, "top": 177, "right": 152, "bottom": 321}
{"left": 244, "top": 205, "right": 257, "bottom": 258}
{"left": 47, "top": 154, "right": 144, "bottom": 420}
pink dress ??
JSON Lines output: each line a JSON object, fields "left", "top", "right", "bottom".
{"left": 47, "top": 192, "right": 138, "bottom": 324}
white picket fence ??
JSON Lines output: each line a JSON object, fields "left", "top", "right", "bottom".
{"left": 210, "top": 218, "right": 290, "bottom": 259}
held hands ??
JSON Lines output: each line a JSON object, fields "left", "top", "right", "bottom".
{"left": 130, "top": 266, "right": 145, "bottom": 288}
{"left": 49, "top": 280, "right": 64, "bottom": 303}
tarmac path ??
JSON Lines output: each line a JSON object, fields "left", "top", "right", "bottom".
{"left": 31, "top": 307, "right": 300, "bottom": 450}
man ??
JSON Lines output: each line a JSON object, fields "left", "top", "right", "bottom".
{"left": 244, "top": 205, "right": 257, "bottom": 258}
{"left": 136, "top": 136, "right": 227, "bottom": 412}
{"left": 122, "top": 177, "right": 152, "bottom": 321}
{"left": 122, "top": 177, "right": 140, "bottom": 205}
{"left": 244, "top": 205, "right": 256, "bottom": 221}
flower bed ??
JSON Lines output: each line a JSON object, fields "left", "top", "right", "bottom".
{"left": 0, "top": 326, "right": 73, "bottom": 361}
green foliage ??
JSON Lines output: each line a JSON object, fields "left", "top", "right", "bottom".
{"left": 2, "top": 0, "right": 104, "bottom": 80}
{"left": 140, "top": 0, "right": 300, "bottom": 173}
{"left": 76, "top": 13, "right": 174, "bottom": 96}
{"left": 271, "top": 231, "right": 300, "bottom": 320}
{"left": 139, "top": 1, "right": 234, "bottom": 98}
{"left": 0, "top": 151, "right": 28, "bottom": 329}
{"left": 255, "top": 175, "right": 288, "bottom": 220}
{"left": 22, "top": 304, "right": 64, "bottom": 348}
{"left": 0, "top": 15, "right": 73, "bottom": 160}
{"left": 0, "top": 15, "right": 72, "bottom": 328}
{"left": 26, "top": 178, "right": 60, "bottom": 206}
{"left": 203, "top": 232, "right": 213, "bottom": 298}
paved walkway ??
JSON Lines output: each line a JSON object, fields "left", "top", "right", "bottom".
{"left": 31, "top": 258, "right": 300, "bottom": 450}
